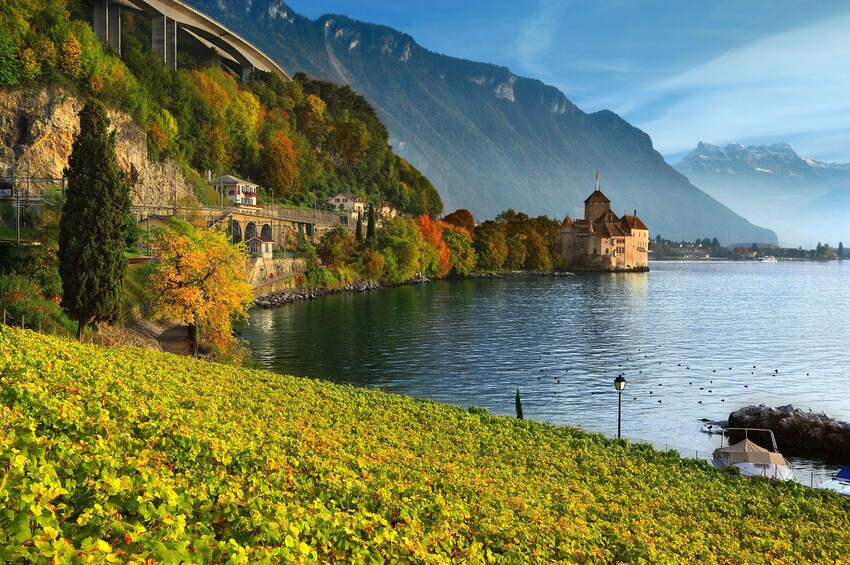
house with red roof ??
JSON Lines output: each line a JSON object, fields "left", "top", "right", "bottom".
{"left": 560, "top": 186, "right": 649, "bottom": 271}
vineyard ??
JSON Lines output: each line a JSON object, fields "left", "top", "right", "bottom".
{"left": 1, "top": 326, "right": 848, "bottom": 563}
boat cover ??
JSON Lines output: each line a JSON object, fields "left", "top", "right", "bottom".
{"left": 836, "top": 467, "right": 850, "bottom": 481}
{"left": 717, "top": 438, "right": 787, "bottom": 465}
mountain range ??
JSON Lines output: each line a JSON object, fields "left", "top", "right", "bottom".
{"left": 183, "top": 0, "right": 777, "bottom": 245}
{"left": 675, "top": 142, "right": 850, "bottom": 247}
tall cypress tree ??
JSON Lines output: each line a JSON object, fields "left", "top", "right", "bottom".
{"left": 59, "top": 100, "right": 131, "bottom": 340}
{"left": 366, "top": 203, "right": 376, "bottom": 244}
{"left": 355, "top": 210, "right": 363, "bottom": 242}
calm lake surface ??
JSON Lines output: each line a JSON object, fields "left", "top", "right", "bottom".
{"left": 242, "top": 261, "right": 850, "bottom": 483}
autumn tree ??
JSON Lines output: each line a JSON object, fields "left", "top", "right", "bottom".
{"left": 415, "top": 214, "right": 450, "bottom": 278}
{"left": 147, "top": 108, "right": 179, "bottom": 160}
{"left": 146, "top": 219, "right": 252, "bottom": 355}
{"left": 329, "top": 110, "right": 371, "bottom": 167}
{"left": 317, "top": 225, "right": 356, "bottom": 267}
{"left": 505, "top": 236, "right": 528, "bottom": 270}
{"left": 443, "top": 223, "right": 477, "bottom": 276}
{"left": 298, "top": 93, "right": 330, "bottom": 146}
{"left": 474, "top": 221, "right": 508, "bottom": 271}
{"left": 260, "top": 131, "right": 299, "bottom": 197}
{"left": 442, "top": 209, "right": 475, "bottom": 234}
{"left": 58, "top": 31, "right": 82, "bottom": 78}
{"left": 59, "top": 100, "right": 131, "bottom": 340}
{"left": 361, "top": 248, "right": 384, "bottom": 281}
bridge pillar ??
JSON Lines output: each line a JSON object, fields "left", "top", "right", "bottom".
{"left": 241, "top": 64, "right": 254, "bottom": 82}
{"left": 107, "top": 3, "right": 121, "bottom": 52}
{"left": 151, "top": 15, "right": 178, "bottom": 70}
{"left": 92, "top": 0, "right": 122, "bottom": 53}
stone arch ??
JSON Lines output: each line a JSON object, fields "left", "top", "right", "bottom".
{"left": 261, "top": 223, "right": 272, "bottom": 240}
{"left": 230, "top": 219, "right": 242, "bottom": 243}
{"left": 245, "top": 222, "right": 258, "bottom": 241}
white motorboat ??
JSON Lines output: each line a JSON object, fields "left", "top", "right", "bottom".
{"left": 712, "top": 428, "right": 793, "bottom": 481}
{"left": 817, "top": 467, "right": 850, "bottom": 496}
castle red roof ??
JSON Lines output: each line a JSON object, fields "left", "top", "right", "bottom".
{"left": 560, "top": 215, "right": 574, "bottom": 228}
{"left": 621, "top": 214, "right": 648, "bottom": 231}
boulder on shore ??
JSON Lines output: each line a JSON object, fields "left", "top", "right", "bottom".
{"left": 728, "top": 404, "right": 850, "bottom": 458}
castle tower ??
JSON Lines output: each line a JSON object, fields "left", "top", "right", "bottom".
{"left": 584, "top": 189, "right": 611, "bottom": 223}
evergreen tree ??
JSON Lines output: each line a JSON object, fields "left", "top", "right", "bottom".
{"left": 355, "top": 210, "right": 363, "bottom": 242}
{"left": 59, "top": 100, "right": 131, "bottom": 340}
{"left": 515, "top": 387, "right": 524, "bottom": 420}
{"left": 367, "top": 203, "right": 376, "bottom": 243}
{"left": 839, "top": 241, "right": 844, "bottom": 260}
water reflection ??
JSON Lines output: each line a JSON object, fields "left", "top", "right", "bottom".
{"left": 242, "top": 261, "right": 849, "bottom": 479}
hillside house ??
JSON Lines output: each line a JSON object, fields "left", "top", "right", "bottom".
{"left": 213, "top": 175, "right": 259, "bottom": 206}
{"left": 328, "top": 192, "right": 366, "bottom": 217}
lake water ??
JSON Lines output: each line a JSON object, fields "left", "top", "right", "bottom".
{"left": 241, "top": 261, "right": 850, "bottom": 484}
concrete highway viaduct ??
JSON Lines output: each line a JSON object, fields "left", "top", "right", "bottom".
{"left": 91, "top": 0, "right": 289, "bottom": 82}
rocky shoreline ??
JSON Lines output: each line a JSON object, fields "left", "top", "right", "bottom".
{"left": 449, "top": 270, "right": 575, "bottom": 280}
{"left": 252, "top": 270, "right": 574, "bottom": 309}
{"left": 728, "top": 404, "right": 850, "bottom": 460}
{"left": 252, "top": 277, "right": 427, "bottom": 309}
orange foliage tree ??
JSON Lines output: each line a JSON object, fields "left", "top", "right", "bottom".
{"left": 146, "top": 219, "right": 252, "bottom": 355}
{"left": 260, "top": 131, "right": 299, "bottom": 198}
{"left": 415, "top": 214, "right": 450, "bottom": 278}
{"left": 442, "top": 209, "right": 475, "bottom": 234}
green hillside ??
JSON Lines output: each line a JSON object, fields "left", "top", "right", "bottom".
{"left": 1, "top": 326, "right": 848, "bottom": 563}
{"left": 0, "top": 1, "right": 441, "bottom": 216}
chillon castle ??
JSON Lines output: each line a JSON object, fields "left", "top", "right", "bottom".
{"left": 559, "top": 185, "right": 649, "bottom": 272}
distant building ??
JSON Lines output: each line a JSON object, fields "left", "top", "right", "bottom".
{"left": 213, "top": 175, "right": 259, "bottom": 206}
{"left": 328, "top": 192, "right": 366, "bottom": 216}
{"left": 379, "top": 204, "right": 398, "bottom": 221}
{"left": 560, "top": 185, "right": 649, "bottom": 271}
{"left": 247, "top": 236, "right": 274, "bottom": 259}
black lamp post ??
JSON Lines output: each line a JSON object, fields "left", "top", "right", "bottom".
{"left": 614, "top": 375, "right": 626, "bottom": 438}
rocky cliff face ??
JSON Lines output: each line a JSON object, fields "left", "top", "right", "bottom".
{"left": 0, "top": 86, "right": 195, "bottom": 208}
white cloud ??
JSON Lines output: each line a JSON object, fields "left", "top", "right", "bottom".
{"left": 624, "top": 12, "right": 850, "bottom": 160}
{"left": 513, "top": 0, "right": 567, "bottom": 74}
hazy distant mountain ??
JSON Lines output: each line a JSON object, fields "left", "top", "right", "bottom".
{"left": 182, "top": 0, "right": 776, "bottom": 245}
{"left": 675, "top": 142, "right": 850, "bottom": 246}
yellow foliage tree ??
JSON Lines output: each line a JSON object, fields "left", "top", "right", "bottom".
{"left": 147, "top": 219, "right": 252, "bottom": 355}
{"left": 59, "top": 32, "right": 82, "bottom": 78}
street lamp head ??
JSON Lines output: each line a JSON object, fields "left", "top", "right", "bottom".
{"left": 614, "top": 375, "right": 626, "bottom": 392}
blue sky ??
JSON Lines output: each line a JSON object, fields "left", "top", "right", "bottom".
{"left": 285, "top": 0, "right": 850, "bottom": 164}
